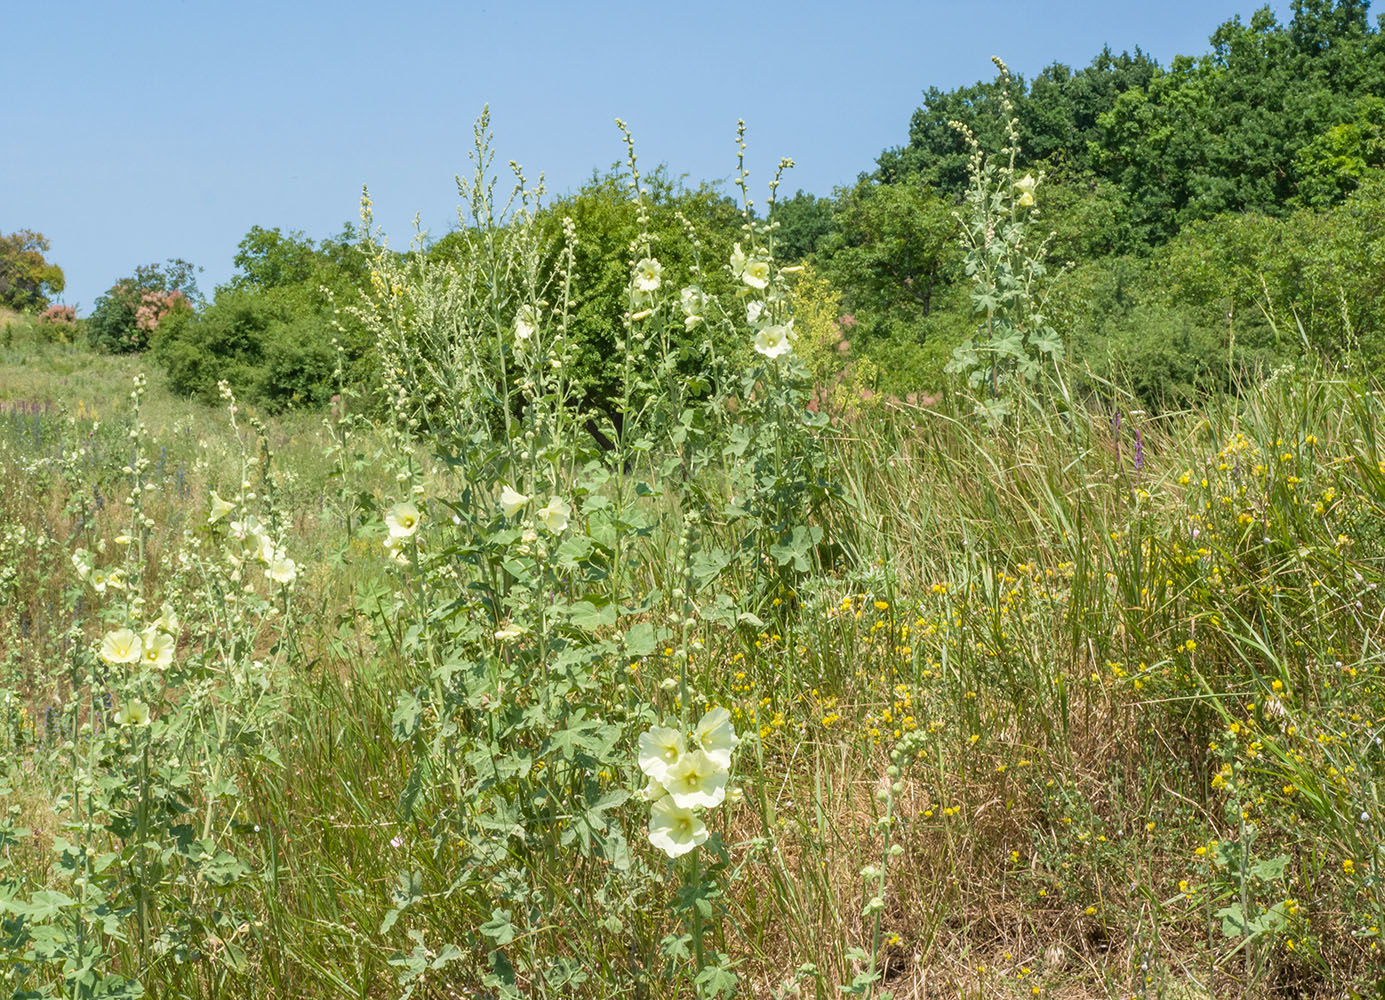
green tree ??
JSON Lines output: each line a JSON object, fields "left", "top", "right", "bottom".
{"left": 771, "top": 189, "right": 836, "bottom": 262}
{"left": 877, "top": 48, "right": 1158, "bottom": 193}
{"left": 819, "top": 178, "right": 959, "bottom": 319}
{"left": 1294, "top": 96, "right": 1385, "bottom": 206}
{"left": 1093, "top": 3, "right": 1381, "bottom": 242}
{"left": 86, "top": 259, "right": 201, "bottom": 353}
{"left": 227, "top": 225, "right": 322, "bottom": 290}
{"left": 0, "top": 229, "right": 65, "bottom": 312}
{"left": 153, "top": 225, "right": 370, "bottom": 408}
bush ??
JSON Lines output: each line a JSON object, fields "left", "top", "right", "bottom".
{"left": 530, "top": 166, "right": 746, "bottom": 416}
{"left": 154, "top": 288, "right": 341, "bottom": 411}
{"left": 38, "top": 304, "right": 75, "bottom": 326}
{"left": 150, "top": 227, "right": 371, "bottom": 410}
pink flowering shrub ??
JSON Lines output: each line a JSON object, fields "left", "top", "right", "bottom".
{"left": 38, "top": 304, "right": 76, "bottom": 325}
{"left": 135, "top": 289, "right": 189, "bottom": 333}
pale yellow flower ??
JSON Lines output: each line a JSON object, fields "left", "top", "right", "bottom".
{"left": 633, "top": 257, "right": 663, "bottom": 293}
{"left": 537, "top": 496, "right": 571, "bottom": 534}
{"left": 266, "top": 557, "right": 298, "bottom": 585}
{"left": 91, "top": 568, "right": 125, "bottom": 594}
{"left": 741, "top": 259, "right": 771, "bottom": 290}
{"left": 100, "top": 628, "right": 142, "bottom": 665}
{"left": 664, "top": 749, "right": 728, "bottom": 809}
{"left": 638, "top": 726, "right": 687, "bottom": 783}
{"left": 680, "top": 285, "right": 706, "bottom": 329}
{"left": 140, "top": 629, "right": 175, "bottom": 670}
{"left": 157, "top": 603, "right": 180, "bottom": 635}
{"left": 648, "top": 797, "right": 708, "bottom": 858}
{"left": 494, "top": 623, "right": 524, "bottom": 641}
{"left": 729, "top": 243, "right": 748, "bottom": 278}
{"left": 641, "top": 774, "right": 668, "bottom": 802}
{"left": 753, "top": 324, "right": 793, "bottom": 359}
{"left": 1015, "top": 174, "right": 1037, "bottom": 207}
{"left": 229, "top": 515, "right": 263, "bottom": 542}
{"left": 514, "top": 305, "right": 539, "bottom": 343}
{"left": 115, "top": 700, "right": 151, "bottom": 726}
{"left": 693, "top": 707, "right": 740, "bottom": 769}
{"left": 255, "top": 532, "right": 280, "bottom": 565}
{"left": 386, "top": 502, "right": 421, "bottom": 539}
{"left": 208, "top": 490, "right": 235, "bottom": 524}
{"left": 499, "top": 484, "right": 529, "bottom": 518}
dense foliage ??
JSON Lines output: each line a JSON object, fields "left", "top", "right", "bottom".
{"left": 53, "top": 1, "right": 1385, "bottom": 416}
{"left": 784, "top": 0, "right": 1385, "bottom": 398}
{"left": 153, "top": 226, "right": 371, "bottom": 409}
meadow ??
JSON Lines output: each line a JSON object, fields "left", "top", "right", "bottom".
{"left": 2, "top": 116, "right": 1384, "bottom": 1000}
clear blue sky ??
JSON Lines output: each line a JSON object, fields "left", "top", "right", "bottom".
{"left": 3, "top": 1, "right": 1354, "bottom": 310}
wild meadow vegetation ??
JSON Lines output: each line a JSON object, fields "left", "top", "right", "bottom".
{"left": 4, "top": 7, "right": 1385, "bottom": 999}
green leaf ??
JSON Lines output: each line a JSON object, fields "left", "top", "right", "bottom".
{"left": 660, "top": 932, "right": 693, "bottom": 962}
{"left": 392, "top": 691, "right": 422, "bottom": 740}
{"left": 623, "top": 622, "right": 657, "bottom": 657}
{"left": 694, "top": 958, "right": 739, "bottom": 998}
{"left": 480, "top": 908, "right": 515, "bottom": 946}
{"left": 568, "top": 600, "right": 616, "bottom": 630}
{"left": 1216, "top": 903, "right": 1249, "bottom": 939}
{"left": 1251, "top": 854, "right": 1288, "bottom": 881}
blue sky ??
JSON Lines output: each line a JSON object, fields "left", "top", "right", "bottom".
{"left": 4, "top": 1, "right": 1357, "bottom": 309}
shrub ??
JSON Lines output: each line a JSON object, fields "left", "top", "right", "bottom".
{"left": 38, "top": 303, "right": 76, "bottom": 327}
{"left": 151, "top": 226, "right": 371, "bottom": 410}
{"left": 154, "top": 288, "right": 341, "bottom": 411}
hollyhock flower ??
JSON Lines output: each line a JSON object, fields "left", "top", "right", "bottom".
{"left": 537, "top": 496, "right": 571, "bottom": 534}
{"left": 638, "top": 725, "right": 687, "bottom": 783}
{"left": 693, "top": 707, "right": 740, "bottom": 768}
{"left": 499, "top": 484, "right": 528, "bottom": 518}
{"left": 633, "top": 257, "right": 663, "bottom": 293}
{"left": 140, "top": 629, "right": 175, "bottom": 670}
{"left": 741, "top": 259, "right": 771, "bottom": 289}
{"left": 648, "top": 797, "right": 707, "bottom": 858}
{"left": 664, "top": 749, "right": 728, "bottom": 809}
{"left": 266, "top": 557, "right": 298, "bottom": 585}
{"left": 208, "top": 490, "right": 235, "bottom": 524}
{"left": 386, "top": 502, "right": 421, "bottom": 539}
{"left": 753, "top": 323, "right": 793, "bottom": 359}
{"left": 514, "top": 305, "right": 540, "bottom": 343}
{"left": 115, "top": 700, "right": 151, "bottom": 726}
{"left": 100, "top": 628, "right": 142, "bottom": 665}
{"left": 680, "top": 285, "right": 706, "bottom": 329}
{"left": 1015, "top": 174, "right": 1037, "bottom": 207}
{"left": 641, "top": 774, "right": 668, "bottom": 802}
